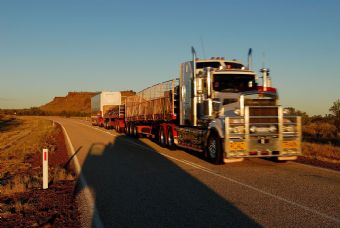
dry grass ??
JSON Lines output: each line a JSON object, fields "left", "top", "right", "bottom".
{"left": 0, "top": 116, "right": 73, "bottom": 196}
{"left": 0, "top": 116, "right": 79, "bottom": 226}
{"left": 302, "top": 142, "right": 340, "bottom": 164}
{"left": 53, "top": 167, "right": 75, "bottom": 182}
{"left": 0, "top": 117, "right": 53, "bottom": 176}
{"left": 0, "top": 116, "right": 52, "bottom": 196}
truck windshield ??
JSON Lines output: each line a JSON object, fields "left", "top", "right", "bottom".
{"left": 224, "top": 62, "right": 243, "bottom": 69}
{"left": 196, "top": 62, "right": 221, "bottom": 69}
{"left": 213, "top": 74, "right": 257, "bottom": 92}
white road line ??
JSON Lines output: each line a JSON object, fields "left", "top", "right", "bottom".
{"left": 58, "top": 123, "right": 104, "bottom": 228}
{"left": 176, "top": 158, "right": 214, "bottom": 172}
{"left": 73, "top": 121, "right": 340, "bottom": 223}
{"left": 60, "top": 125, "right": 81, "bottom": 173}
{"left": 78, "top": 122, "right": 118, "bottom": 136}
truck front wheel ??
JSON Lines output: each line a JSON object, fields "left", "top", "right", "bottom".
{"left": 207, "top": 133, "right": 223, "bottom": 165}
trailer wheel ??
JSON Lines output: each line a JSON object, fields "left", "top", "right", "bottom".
{"left": 159, "top": 127, "right": 166, "bottom": 146}
{"left": 133, "top": 125, "right": 138, "bottom": 138}
{"left": 130, "top": 125, "right": 133, "bottom": 136}
{"left": 167, "top": 127, "right": 175, "bottom": 150}
{"left": 128, "top": 124, "right": 132, "bottom": 136}
{"left": 207, "top": 133, "right": 223, "bottom": 165}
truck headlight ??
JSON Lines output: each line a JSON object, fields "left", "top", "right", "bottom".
{"left": 229, "top": 126, "right": 245, "bottom": 133}
{"left": 283, "top": 125, "right": 295, "bottom": 132}
{"left": 269, "top": 125, "right": 277, "bottom": 132}
{"left": 250, "top": 126, "right": 257, "bottom": 133}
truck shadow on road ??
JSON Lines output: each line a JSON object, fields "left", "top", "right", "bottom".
{"left": 74, "top": 135, "right": 260, "bottom": 227}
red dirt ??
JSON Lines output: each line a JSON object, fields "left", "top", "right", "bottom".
{"left": 0, "top": 123, "right": 80, "bottom": 227}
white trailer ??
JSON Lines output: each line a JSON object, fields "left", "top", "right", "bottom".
{"left": 91, "top": 92, "right": 121, "bottom": 126}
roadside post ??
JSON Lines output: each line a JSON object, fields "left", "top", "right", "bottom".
{"left": 43, "top": 148, "right": 48, "bottom": 189}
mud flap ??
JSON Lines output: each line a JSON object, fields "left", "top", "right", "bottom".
{"left": 223, "top": 158, "right": 244, "bottom": 163}
{"left": 278, "top": 156, "right": 297, "bottom": 161}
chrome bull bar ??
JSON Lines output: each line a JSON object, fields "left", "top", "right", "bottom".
{"left": 224, "top": 106, "right": 302, "bottom": 158}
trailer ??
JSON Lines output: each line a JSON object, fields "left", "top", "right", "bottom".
{"left": 103, "top": 91, "right": 136, "bottom": 131}
{"left": 123, "top": 48, "right": 302, "bottom": 164}
{"left": 91, "top": 92, "right": 121, "bottom": 126}
{"left": 125, "top": 80, "right": 179, "bottom": 144}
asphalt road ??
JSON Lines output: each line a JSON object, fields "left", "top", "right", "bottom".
{"left": 48, "top": 117, "right": 340, "bottom": 228}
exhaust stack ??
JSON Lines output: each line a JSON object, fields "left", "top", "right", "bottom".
{"left": 191, "top": 46, "right": 197, "bottom": 126}
{"left": 260, "top": 68, "right": 271, "bottom": 91}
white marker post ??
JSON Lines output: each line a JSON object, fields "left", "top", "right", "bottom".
{"left": 43, "top": 148, "right": 48, "bottom": 189}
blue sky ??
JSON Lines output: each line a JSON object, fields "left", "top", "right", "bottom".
{"left": 0, "top": 0, "right": 339, "bottom": 115}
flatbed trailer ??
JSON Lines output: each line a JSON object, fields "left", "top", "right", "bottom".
{"left": 124, "top": 79, "right": 179, "bottom": 146}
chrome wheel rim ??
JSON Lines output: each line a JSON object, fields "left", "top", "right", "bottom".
{"left": 168, "top": 131, "right": 173, "bottom": 146}
{"left": 209, "top": 138, "right": 217, "bottom": 158}
{"left": 160, "top": 130, "right": 165, "bottom": 144}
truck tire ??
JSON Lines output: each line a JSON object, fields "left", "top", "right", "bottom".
{"left": 128, "top": 124, "right": 133, "bottom": 136}
{"left": 159, "top": 127, "right": 166, "bottom": 146}
{"left": 133, "top": 125, "right": 138, "bottom": 138}
{"left": 207, "top": 133, "right": 223, "bottom": 165}
{"left": 129, "top": 124, "right": 134, "bottom": 136}
{"left": 167, "top": 127, "right": 176, "bottom": 150}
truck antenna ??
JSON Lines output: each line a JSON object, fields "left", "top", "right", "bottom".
{"left": 191, "top": 46, "right": 197, "bottom": 59}
{"left": 247, "top": 48, "right": 252, "bottom": 70}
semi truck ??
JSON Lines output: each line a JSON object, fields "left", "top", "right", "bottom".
{"left": 121, "top": 48, "right": 302, "bottom": 164}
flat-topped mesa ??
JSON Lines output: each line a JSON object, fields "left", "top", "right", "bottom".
{"left": 40, "top": 92, "right": 98, "bottom": 113}
{"left": 53, "top": 97, "right": 64, "bottom": 102}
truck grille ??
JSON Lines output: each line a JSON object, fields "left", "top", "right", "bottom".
{"left": 245, "top": 99, "right": 276, "bottom": 106}
{"left": 249, "top": 106, "right": 278, "bottom": 124}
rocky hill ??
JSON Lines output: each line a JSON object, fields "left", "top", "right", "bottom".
{"left": 40, "top": 92, "right": 98, "bottom": 114}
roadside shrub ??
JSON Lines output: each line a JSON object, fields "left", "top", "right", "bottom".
{"left": 302, "top": 142, "right": 340, "bottom": 163}
{"left": 303, "top": 122, "right": 337, "bottom": 138}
